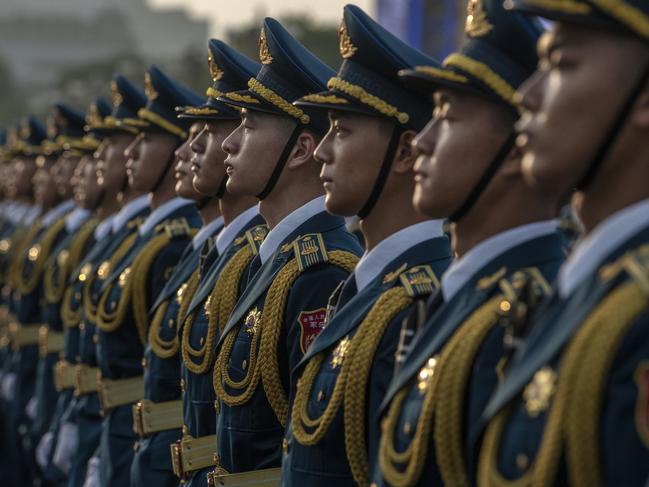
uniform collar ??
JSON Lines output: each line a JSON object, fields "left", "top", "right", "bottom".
{"left": 558, "top": 197, "right": 649, "bottom": 298}
{"left": 94, "top": 213, "right": 116, "bottom": 240}
{"left": 441, "top": 219, "right": 558, "bottom": 302}
{"left": 24, "top": 205, "right": 42, "bottom": 225}
{"left": 354, "top": 220, "right": 445, "bottom": 292}
{"left": 215, "top": 204, "right": 260, "bottom": 255}
{"left": 42, "top": 199, "right": 75, "bottom": 227}
{"left": 112, "top": 194, "right": 149, "bottom": 233}
{"left": 139, "top": 197, "right": 193, "bottom": 236}
{"left": 65, "top": 207, "right": 92, "bottom": 233}
{"left": 258, "top": 195, "right": 326, "bottom": 264}
{"left": 192, "top": 215, "right": 224, "bottom": 250}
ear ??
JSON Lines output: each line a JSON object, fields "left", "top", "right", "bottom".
{"left": 499, "top": 143, "right": 524, "bottom": 178}
{"left": 392, "top": 130, "right": 418, "bottom": 174}
{"left": 286, "top": 131, "right": 318, "bottom": 169}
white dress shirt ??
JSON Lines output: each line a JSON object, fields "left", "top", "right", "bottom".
{"left": 215, "top": 205, "right": 260, "bottom": 255}
{"left": 112, "top": 195, "right": 149, "bottom": 233}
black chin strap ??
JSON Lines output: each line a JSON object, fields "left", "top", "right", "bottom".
{"left": 256, "top": 126, "right": 302, "bottom": 200}
{"left": 358, "top": 126, "right": 404, "bottom": 220}
{"left": 450, "top": 132, "right": 517, "bottom": 223}
{"left": 575, "top": 60, "right": 649, "bottom": 191}
{"left": 195, "top": 196, "right": 213, "bottom": 210}
{"left": 150, "top": 151, "right": 177, "bottom": 195}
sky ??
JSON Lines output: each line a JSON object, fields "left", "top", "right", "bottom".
{"left": 149, "top": 0, "right": 374, "bottom": 37}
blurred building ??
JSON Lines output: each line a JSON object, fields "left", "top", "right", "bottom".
{"left": 0, "top": 0, "right": 208, "bottom": 87}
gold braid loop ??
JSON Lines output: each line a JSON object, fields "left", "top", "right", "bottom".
{"left": 44, "top": 219, "right": 97, "bottom": 304}
{"left": 184, "top": 245, "right": 253, "bottom": 374}
{"left": 434, "top": 296, "right": 503, "bottom": 487}
{"left": 565, "top": 280, "right": 649, "bottom": 487}
{"left": 149, "top": 269, "right": 200, "bottom": 359}
{"left": 16, "top": 218, "right": 67, "bottom": 295}
{"left": 214, "top": 250, "right": 359, "bottom": 427}
{"left": 85, "top": 232, "right": 137, "bottom": 326}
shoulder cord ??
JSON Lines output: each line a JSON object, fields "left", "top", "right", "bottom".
{"left": 378, "top": 296, "right": 500, "bottom": 487}
{"left": 183, "top": 245, "right": 253, "bottom": 374}
{"left": 478, "top": 280, "right": 649, "bottom": 487}
{"left": 149, "top": 268, "right": 200, "bottom": 359}
{"left": 16, "top": 218, "right": 67, "bottom": 295}
{"left": 83, "top": 232, "right": 137, "bottom": 326}
{"left": 213, "top": 250, "right": 359, "bottom": 427}
{"left": 44, "top": 219, "right": 97, "bottom": 304}
{"left": 7, "top": 223, "right": 41, "bottom": 290}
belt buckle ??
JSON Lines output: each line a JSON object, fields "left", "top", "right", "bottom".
{"left": 170, "top": 440, "right": 184, "bottom": 479}
{"left": 132, "top": 401, "right": 145, "bottom": 437}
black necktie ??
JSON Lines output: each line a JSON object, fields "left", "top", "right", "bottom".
{"left": 198, "top": 238, "right": 213, "bottom": 277}
{"left": 336, "top": 273, "right": 358, "bottom": 311}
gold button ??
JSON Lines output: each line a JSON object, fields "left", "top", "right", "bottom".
{"left": 141, "top": 358, "right": 148, "bottom": 368}
{"left": 182, "top": 425, "right": 189, "bottom": 436}
{"left": 180, "top": 378, "right": 185, "bottom": 392}
{"left": 516, "top": 453, "right": 529, "bottom": 472}
{"left": 92, "top": 334, "right": 98, "bottom": 344}
{"left": 403, "top": 422, "right": 412, "bottom": 435}
{"left": 79, "top": 323, "right": 85, "bottom": 331}
{"left": 214, "top": 400, "right": 219, "bottom": 411}
{"left": 110, "top": 301, "right": 117, "bottom": 310}
{"left": 133, "top": 441, "right": 140, "bottom": 452}
{"left": 242, "top": 359, "right": 247, "bottom": 370}
{"left": 282, "top": 438, "right": 289, "bottom": 454}
{"left": 317, "top": 390, "right": 324, "bottom": 402}
{"left": 168, "top": 319, "right": 174, "bottom": 328}
{"left": 200, "top": 337, "right": 205, "bottom": 345}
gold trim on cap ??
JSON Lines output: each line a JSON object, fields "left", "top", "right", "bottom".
{"left": 513, "top": 0, "right": 591, "bottom": 14}
{"left": 327, "top": 77, "right": 410, "bottom": 124}
{"left": 182, "top": 107, "right": 219, "bottom": 116}
{"left": 206, "top": 87, "right": 224, "bottom": 99}
{"left": 300, "top": 94, "right": 350, "bottom": 104}
{"left": 590, "top": 0, "right": 649, "bottom": 39}
{"left": 247, "top": 78, "right": 311, "bottom": 124}
{"left": 443, "top": 53, "right": 517, "bottom": 106}
{"left": 137, "top": 108, "right": 187, "bottom": 138}
{"left": 224, "top": 92, "right": 261, "bottom": 104}
{"left": 413, "top": 65, "right": 470, "bottom": 84}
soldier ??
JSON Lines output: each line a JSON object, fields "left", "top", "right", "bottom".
{"left": 206, "top": 17, "right": 363, "bottom": 482}
{"left": 281, "top": 5, "right": 452, "bottom": 486}
{"left": 476, "top": 1, "right": 649, "bottom": 485}
{"left": 62, "top": 74, "right": 150, "bottom": 487}
{"left": 371, "top": 1, "right": 567, "bottom": 486}
{"left": 166, "top": 41, "right": 263, "bottom": 487}
{"left": 92, "top": 66, "right": 203, "bottom": 486}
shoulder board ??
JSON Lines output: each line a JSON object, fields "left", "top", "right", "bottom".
{"left": 600, "top": 243, "right": 649, "bottom": 294}
{"left": 155, "top": 218, "right": 192, "bottom": 238}
{"left": 293, "top": 233, "right": 329, "bottom": 272}
{"left": 397, "top": 265, "right": 440, "bottom": 298}
{"left": 243, "top": 225, "right": 268, "bottom": 255}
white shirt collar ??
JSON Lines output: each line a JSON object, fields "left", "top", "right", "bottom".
{"left": 216, "top": 205, "right": 260, "bottom": 255}
{"left": 259, "top": 196, "right": 326, "bottom": 264}
{"left": 192, "top": 216, "right": 224, "bottom": 250}
{"left": 558, "top": 197, "right": 649, "bottom": 298}
{"left": 139, "top": 197, "right": 193, "bottom": 236}
{"left": 354, "top": 220, "right": 445, "bottom": 293}
{"left": 65, "top": 207, "right": 92, "bottom": 233}
{"left": 94, "top": 214, "right": 116, "bottom": 240}
{"left": 441, "top": 220, "right": 558, "bottom": 302}
{"left": 42, "top": 199, "right": 75, "bottom": 227}
{"left": 112, "top": 194, "right": 149, "bottom": 233}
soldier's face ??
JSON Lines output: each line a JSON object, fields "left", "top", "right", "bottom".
{"left": 75, "top": 156, "right": 101, "bottom": 210}
{"left": 413, "top": 88, "right": 514, "bottom": 218}
{"left": 95, "top": 134, "right": 133, "bottom": 193}
{"left": 191, "top": 120, "right": 237, "bottom": 197}
{"left": 53, "top": 153, "right": 79, "bottom": 199}
{"left": 516, "top": 23, "right": 649, "bottom": 198}
{"left": 124, "top": 131, "right": 178, "bottom": 193}
{"left": 174, "top": 123, "right": 203, "bottom": 200}
{"left": 315, "top": 111, "right": 393, "bottom": 216}
{"left": 222, "top": 109, "right": 295, "bottom": 197}
{"left": 13, "top": 157, "right": 36, "bottom": 198}
{"left": 33, "top": 166, "right": 58, "bottom": 208}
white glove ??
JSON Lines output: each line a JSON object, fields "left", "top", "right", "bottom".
{"left": 1, "top": 372, "right": 15, "bottom": 400}
{"left": 82, "top": 455, "right": 101, "bottom": 487}
{"left": 52, "top": 422, "right": 79, "bottom": 474}
{"left": 36, "top": 431, "right": 55, "bottom": 469}
{"left": 25, "top": 396, "right": 38, "bottom": 420}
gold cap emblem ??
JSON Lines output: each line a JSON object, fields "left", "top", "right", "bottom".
{"left": 259, "top": 26, "right": 274, "bottom": 65}
{"left": 111, "top": 80, "right": 123, "bottom": 108}
{"left": 208, "top": 53, "right": 224, "bottom": 82}
{"left": 144, "top": 72, "right": 158, "bottom": 101}
{"left": 339, "top": 17, "right": 357, "bottom": 59}
{"left": 20, "top": 119, "right": 31, "bottom": 139}
{"left": 86, "top": 103, "right": 101, "bottom": 126}
{"left": 46, "top": 115, "right": 58, "bottom": 139}
{"left": 331, "top": 336, "right": 351, "bottom": 368}
{"left": 465, "top": 0, "right": 494, "bottom": 37}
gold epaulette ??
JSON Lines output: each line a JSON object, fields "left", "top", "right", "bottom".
{"left": 244, "top": 225, "right": 268, "bottom": 255}
{"left": 398, "top": 265, "right": 441, "bottom": 297}
{"left": 293, "top": 233, "right": 329, "bottom": 272}
{"left": 155, "top": 218, "right": 193, "bottom": 239}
